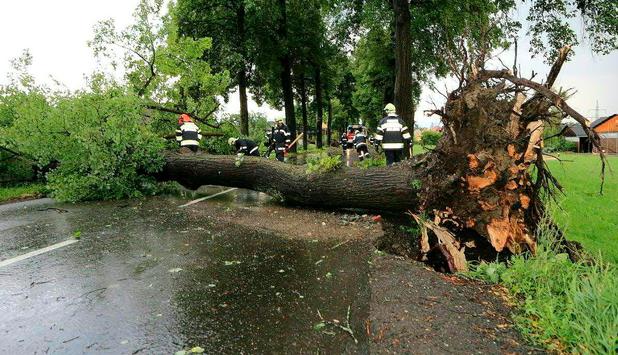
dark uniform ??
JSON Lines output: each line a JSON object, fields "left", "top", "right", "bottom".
{"left": 376, "top": 114, "right": 411, "bottom": 165}
{"left": 353, "top": 130, "right": 369, "bottom": 161}
{"left": 264, "top": 127, "right": 275, "bottom": 157}
{"left": 175, "top": 121, "right": 202, "bottom": 152}
{"left": 234, "top": 139, "right": 260, "bottom": 156}
{"left": 340, "top": 132, "right": 349, "bottom": 155}
{"left": 273, "top": 122, "right": 291, "bottom": 162}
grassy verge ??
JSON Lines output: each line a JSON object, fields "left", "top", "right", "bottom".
{"left": 0, "top": 183, "right": 46, "bottom": 203}
{"left": 546, "top": 153, "right": 618, "bottom": 263}
{"left": 469, "top": 221, "right": 618, "bottom": 354}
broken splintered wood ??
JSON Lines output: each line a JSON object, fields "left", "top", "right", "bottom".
{"left": 524, "top": 120, "right": 544, "bottom": 162}
{"left": 486, "top": 217, "right": 536, "bottom": 254}
{"left": 411, "top": 214, "right": 468, "bottom": 273}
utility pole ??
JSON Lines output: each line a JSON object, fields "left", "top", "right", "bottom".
{"left": 589, "top": 100, "right": 607, "bottom": 121}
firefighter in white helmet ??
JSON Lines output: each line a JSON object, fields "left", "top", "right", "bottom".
{"left": 375, "top": 103, "right": 411, "bottom": 165}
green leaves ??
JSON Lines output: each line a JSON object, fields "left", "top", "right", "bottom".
{"left": 313, "top": 321, "right": 326, "bottom": 331}
{"left": 305, "top": 152, "right": 342, "bottom": 175}
{"left": 527, "top": 0, "right": 618, "bottom": 61}
{"left": 1, "top": 76, "right": 166, "bottom": 201}
{"left": 90, "top": 0, "right": 229, "bottom": 121}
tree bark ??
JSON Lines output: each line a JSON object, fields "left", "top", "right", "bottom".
{"left": 315, "top": 65, "right": 324, "bottom": 148}
{"left": 238, "top": 70, "right": 249, "bottom": 136}
{"left": 237, "top": 2, "right": 249, "bottom": 136}
{"left": 327, "top": 97, "right": 333, "bottom": 146}
{"left": 392, "top": 0, "right": 414, "bottom": 155}
{"left": 278, "top": 0, "right": 297, "bottom": 152}
{"left": 158, "top": 153, "right": 419, "bottom": 211}
{"left": 300, "top": 75, "right": 309, "bottom": 150}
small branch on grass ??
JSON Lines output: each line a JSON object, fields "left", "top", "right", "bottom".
{"left": 330, "top": 240, "right": 352, "bottom": 250}
{"left": 316, "top": 306, "right": 358, "bottom": 344}
{"left": 77, "top": 287, "right": 107, "bottom": 299}
{"left": 62, "top": 336, "right": 80, "bottom": 344}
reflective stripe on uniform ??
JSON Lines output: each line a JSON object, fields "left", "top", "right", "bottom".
{"left": 382, "top": 142, "right": 404, "bottom": 149}
{"left": 250, "top": 146, "right": 259, "bottom": 154}
{"left": 380, "top": 120, "right": 403, "bottom": 131}
{"left": 181, "top": 140, "right": 200, "bottom": 146}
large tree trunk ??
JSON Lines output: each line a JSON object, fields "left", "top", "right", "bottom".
{"left": 327, "top": 97, "right": 333, "bottom": 146}
{"left": 392, "top": 0, "right": 414, "bottom": 141}
{"left": 238, "top": 70, "right": 249, "bottom": 136}
{"left": 300, "top": 75, "right": 309, "bottom": 150}
{"left": 315, "top": 65, "right": 324, "bottom": 148}
{"left": 158, "top": 153, "right": 419, "bottom": 211}
{"left": 237, "top": 3, "right": 249, "bottom": 136}
{"left": 278, "top": 0, "right": 297, "bottom": 152}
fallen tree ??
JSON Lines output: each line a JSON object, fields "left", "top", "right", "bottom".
{"left": 157, "top": 153, "right": 420, "bottom": 211}
{"left": 156, "top": 46, "right": 605, "bottom": 272}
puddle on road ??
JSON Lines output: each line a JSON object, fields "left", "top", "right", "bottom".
{"left": 0, "top": 195, "right": 371, "bottom": 353}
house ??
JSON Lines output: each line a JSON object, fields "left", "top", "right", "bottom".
{"left": 591, "top": 114, "right": 618, "bottom": 154}
{"left": 562, "top": 114, "right": 618, "bottom": 154}
{"left": 563, "top": 122, "right": 592, "bottom": 152}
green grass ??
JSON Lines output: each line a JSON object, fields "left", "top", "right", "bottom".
{"left": 0, "top": 183, "right": 46, "bottom": 202}
{"left": 469, "top": 222, "right": 618, "bottom": 354}
{"left": 546, "top": 153, "right": 618, "bottom": 263}
{"left": 468, "top": 154, "right": 618, "bottom": 353}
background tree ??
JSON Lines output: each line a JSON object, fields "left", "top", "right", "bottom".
{"left": 175, "top": 0, "right": 255, "bottom": 135}
{"left": 89, "top": 0, "right": 229, "bottom": 128}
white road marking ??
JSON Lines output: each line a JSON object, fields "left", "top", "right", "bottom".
{"left": 0, "top": 239, "right": 79, "bottom": 269}
{"left": 178, "top": 188, "right": 238, "bottom": 208}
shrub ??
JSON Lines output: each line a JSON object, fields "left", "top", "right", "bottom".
{"left": 420, "top": 130, "right": 442, "bottom": 146}
{"left": 0, "top": 156, "right": 34, "bottom": 183}
{"left": 545, "top": 137, "right": 577, "bottom": 153}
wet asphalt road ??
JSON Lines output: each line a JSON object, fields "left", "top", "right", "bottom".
{"left": 0, "top": 190, "right": 370, "bottom": 354}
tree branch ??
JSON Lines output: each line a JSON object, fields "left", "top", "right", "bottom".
{"left": 479, "top": 68, "right": 608, "bottom": 193}
{"left": 545, "top": 45, "right": 571, "bottom": 88}
{"left": 146, "top": 104, "right": 221, "bottom": 128}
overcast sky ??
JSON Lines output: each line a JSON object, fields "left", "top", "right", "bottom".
{"left": 1, "top": 0, "right": 616, "bottom": 127}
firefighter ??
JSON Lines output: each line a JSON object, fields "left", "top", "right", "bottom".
{"left": 175, "top": 114, "right": 202, "bottom": 152}
{"left": 228, "top": 137, "right": 260, "bottom": 156}
{"left": 353, "top": 129, "right": 369, "bottom": 161}
{"left": 272, "top": 118, "right": 291, "bottom": 162}
{"left": 369, "top": 134, "right": 382, "bottom": 154}
{"left": 340, "top": 131, "right": 349, "bottom": 155}
{"left": 346, "top": 126, "right": 355, "bottom": 147}
{"left": 375, "top": 103, "right": 411, "bottom": 165}
{"left": 264, "top": 126, "right": 275, "bottom": 158}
